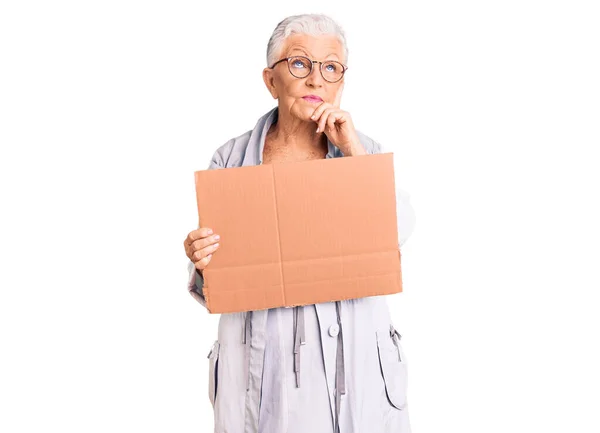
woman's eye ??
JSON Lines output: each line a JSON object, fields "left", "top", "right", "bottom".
{"left": 292, "top": 61, "right": 306, "bottom": 69}
{"left": 325, "top": 64, "right": 337, "bottom": 72}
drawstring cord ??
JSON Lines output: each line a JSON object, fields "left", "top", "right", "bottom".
{"left": 334, "top": 301, "right": 346, "bottom": 433}
{"left": 293, "top": 306, "right": 306, "bottom": 388}
{"left": 243, "top": 311, "right": 253, "bottom": 391}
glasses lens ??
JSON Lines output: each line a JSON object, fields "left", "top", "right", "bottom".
{"left": 322, "top": 61, "right": 344, "bottom": 82}
{"left": 288, "top": 56, "right": 312, "bottom": 78}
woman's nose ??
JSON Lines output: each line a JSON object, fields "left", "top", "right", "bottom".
{"left": 305, "top": 67, "right": 324, "bottom": 87}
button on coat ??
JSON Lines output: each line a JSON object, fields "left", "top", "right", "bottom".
{"left": 328, "top": 324, "right": 340, "bottom": 338}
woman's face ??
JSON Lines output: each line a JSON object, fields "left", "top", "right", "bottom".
{"left": 263, "top": 33, "right": 346, "bottom": 122}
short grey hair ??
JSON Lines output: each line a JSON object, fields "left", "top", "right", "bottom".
{"left": 266, "top": 14, "right": 349, "bottom": 67}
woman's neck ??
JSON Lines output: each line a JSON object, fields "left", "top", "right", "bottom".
{"left": 268, "top": 108, "right": 328, "bottom": 153}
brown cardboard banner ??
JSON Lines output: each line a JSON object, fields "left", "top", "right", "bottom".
{"left": 194, "top": 153, "right": 402, "bottom": 314}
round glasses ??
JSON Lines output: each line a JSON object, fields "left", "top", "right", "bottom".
{"left": 269, "top": 55, "right": 348, "bottom": 83}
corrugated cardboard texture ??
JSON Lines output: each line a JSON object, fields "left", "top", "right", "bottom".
{"left": 194, "top": 153, "right": 402, "bottom": 314}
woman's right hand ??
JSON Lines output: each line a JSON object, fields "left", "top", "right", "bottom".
{"left": 183, "top": 227, "right": 220, "bottom": 274}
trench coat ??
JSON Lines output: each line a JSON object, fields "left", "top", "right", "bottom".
{"left": 187, "top": 106, "right": 415, "bottom": 433}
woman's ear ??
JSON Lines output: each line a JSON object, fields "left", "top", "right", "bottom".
{"left": 263, "top": 68, "right": 278, "bottom": 99}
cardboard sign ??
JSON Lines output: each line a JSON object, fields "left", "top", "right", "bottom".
{"left": 194, "top": 153, "right": 402, "bottom": 314}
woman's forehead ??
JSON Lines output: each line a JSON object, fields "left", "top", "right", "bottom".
{"left": 283, "top": 34, "right": 344, "bottom": 60}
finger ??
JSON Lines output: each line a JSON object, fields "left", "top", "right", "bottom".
{"left": 318, "top": 108, "right": 337, "bottom": 133}
{"left": 190, "top": 233, "right": 220, "bottom": 252}
{"left": 194, "top": 253, "right": 213, "bottom": 271}
{"left": 192, "top": 242, "right": 220, "bottom": 262}
{"left": 333, "top": 84, "right": 344, "bottom": 108}
{"left": 326, "top": 113, "right": 338, "bottom": 132}
{"left": 327, "top": 110, "right": 349, "bottom": 128}
{"left": 310, "top": 102, "right": 331, "bottom": 123}
{"left": 185, "top": 227, "right": 214, "bottom": 246}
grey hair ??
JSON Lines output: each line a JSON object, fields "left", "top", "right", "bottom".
{"left": 266, "top": 14, "right": 348, "bottom": 67}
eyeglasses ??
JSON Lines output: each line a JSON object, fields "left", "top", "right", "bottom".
{"left": 269, "top": 55, "right": 348, "bottom": 83}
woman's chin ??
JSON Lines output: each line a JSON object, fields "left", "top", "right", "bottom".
{"left": 288, "top": 106, "right": 316, "bottom": 123}
{"left": 302, "top": 105, "right": 320, "bottom": 120}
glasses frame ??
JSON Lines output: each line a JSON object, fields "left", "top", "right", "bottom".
{"left": 269, "top": 55, "right": 348, "bottom": 83}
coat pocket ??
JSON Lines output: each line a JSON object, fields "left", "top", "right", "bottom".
{"left": 376, "top": 326, "right": 408, "bottom": 410}
{"left": 207, "top": 340, "right": 220, "bottom": 408}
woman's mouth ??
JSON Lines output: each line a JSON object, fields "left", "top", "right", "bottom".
{"left": 302, "top": 95, "right": 323, "bottom": 103}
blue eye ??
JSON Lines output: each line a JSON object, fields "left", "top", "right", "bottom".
{"left": 292, "top": 60, "right": 307, "bottom": 69}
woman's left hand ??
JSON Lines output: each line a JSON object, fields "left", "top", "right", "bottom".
{"left": 310, "top": 100, "right": 366, "bottom": 156}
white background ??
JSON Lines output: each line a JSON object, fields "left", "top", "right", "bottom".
{"left": 1, "top": 0, "right": 599, "bottom": 432}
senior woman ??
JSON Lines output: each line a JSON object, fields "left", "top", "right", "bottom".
{"left": 182, "top": 14, "right": 415, "bottom": 433}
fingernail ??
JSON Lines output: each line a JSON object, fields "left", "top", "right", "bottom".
{"left": 311, "top": 115, "right": 316, "bottom": 119}
{"left": 214, "top": 243, "right": 220, "bottom": 248}
{"left": 207, "top": 254, "right": 212, "bottom": 260}
{"left": 207, "top": 228, "right": 213, "bottom": 234}
{"left": 214, "top": 234, "right": 220, "bottom": 241}
{"left": 316, "top": 127, "right": 319, "bottom": 133}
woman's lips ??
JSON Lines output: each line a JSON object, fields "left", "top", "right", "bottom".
{"left": 302, "top": 95, "right": 323, "bottom": 103}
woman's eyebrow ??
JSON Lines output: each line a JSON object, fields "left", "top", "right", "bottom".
{"left": 288, "top": 48, "right": 311, "bottom": 57}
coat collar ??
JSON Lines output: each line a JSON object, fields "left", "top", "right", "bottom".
{"left": 241, "top": 106, "right": 339, "bottom": 167}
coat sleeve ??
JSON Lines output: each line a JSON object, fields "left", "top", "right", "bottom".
{"left": 187, "top": 260, "right": 208, "bottom": 308}
{"left": 367, "top": 138, "right": 416, "bottom": 248}
{"left": 186, "top": 144, "right": 230, "bottom": 308}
